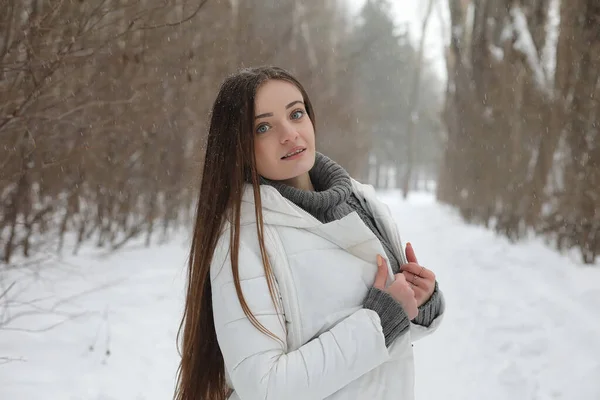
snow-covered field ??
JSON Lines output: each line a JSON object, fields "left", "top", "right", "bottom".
{"left": 2, "top": 191, "right": 599, "bottom": 400}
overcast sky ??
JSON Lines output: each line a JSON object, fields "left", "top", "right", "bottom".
{"left": 344, "top": 0, "right": 449, "bottom": 82}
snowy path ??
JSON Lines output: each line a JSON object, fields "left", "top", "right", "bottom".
{"left": 2, "top": 191, "right": 599, "bottom": 400}
{"left": 378, "top": 192, "right": 600, "bottom": 400}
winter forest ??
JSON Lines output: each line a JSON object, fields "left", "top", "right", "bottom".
{"left": 2, "top": 0, "right": 600, "bottom": 266}
{"left": 1, "top": 0, "right": 600, "bottom": 399}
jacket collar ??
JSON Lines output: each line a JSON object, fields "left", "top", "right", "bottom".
{"left": 239, "top": 184, "right": 319, "bottom": 228}
{"left": 242, "top": 178, "right": 381, "bottom": 231}
{"left": 240, "top": 180, "right": 399, "bottom": 281}
{"left": 240, "top": 180, "right": 374, "bottom": 225}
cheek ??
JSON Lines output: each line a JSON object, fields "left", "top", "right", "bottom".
{"left": 301, "top": 119, "right": 315, "bottom": 140}
{"left": 301, "top": 126, "right": 315, "bottom": 146}
{"left": 254, "top": 139, "right": 269, "bottom": 159}
{"left": 254, "top": 139, "right": 275, "bottom": 174}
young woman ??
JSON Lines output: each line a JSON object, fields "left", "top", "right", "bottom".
{"left": 175, "top": 66, "right": 445, "bottom": 400}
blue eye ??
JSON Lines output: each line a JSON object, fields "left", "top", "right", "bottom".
{"left": 291, "top": 110, "right": 304, "bottom": 120}
{"left": 256, "top": 124, "right": 269, "bottom": 134}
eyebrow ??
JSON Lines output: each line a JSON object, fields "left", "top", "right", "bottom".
{"left": 255, "top": 100, "right": 305, "bottom": 120}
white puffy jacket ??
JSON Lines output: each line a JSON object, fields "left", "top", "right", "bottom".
{"left": 210, "top": 179, "right": 443, "bottom": 400}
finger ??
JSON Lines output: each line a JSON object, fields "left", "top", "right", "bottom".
{"left": 415, "top": 281, "right": 435, "bottom": 300}
{"left": 401, "top": 263, "right": 435, "bottom": 280}
{"left": 411, "top": 285, "right": 427, "bottom": 298}
{"left": 405, "top": 271, "right": 434, "bottom": 289}
{"left": 406, "top": 242, "right": 418, "bottom": 264}
{"left": 392, "top": 275, "right": 413, "bottom": 294}
{"left": 401, "top": 263, "right": 420, "bottom": 275}
{"left": 394, "top": 273, "right": 412, "bottom": 288}
{"left": 402, "top": 271, "right": 417, "bottom": 286}
{"left": 412, "top": 288, "right": 428, "bottom": 307}
{"left": 402, "top": 271, "right": 428, "bottom": 289}
{"left": 407, "top": 272, "right": 436, "bottom": 295}
{"left": 373, "top": 254, "right": 388, "bottom": 289}
{"left": 396, "top": 278, "right": 414, "bottom": 296}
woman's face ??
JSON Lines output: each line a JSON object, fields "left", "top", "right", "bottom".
{"left": 253, "top": 79, "right": 315, "bottom": 186}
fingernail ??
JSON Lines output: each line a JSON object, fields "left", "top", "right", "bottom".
{"left": 376, "top": 254, "right": 383, "bottom": 267}
{"left": 407, "top": 242, "right": 412, "bottom": 247}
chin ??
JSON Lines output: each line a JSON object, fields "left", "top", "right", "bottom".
{"left": 288, "top": 149, "right": 315, "bottom": 173}
{"left": 273, "top": 149, "right": 316, "bottom": 181}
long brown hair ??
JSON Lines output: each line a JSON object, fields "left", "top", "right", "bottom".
{"left": 174, "top": 66, "right": 315, "bottom": 400}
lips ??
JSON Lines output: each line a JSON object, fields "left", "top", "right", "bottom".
{"left": 281, "top": 147, "right": 306, "bottom": 159}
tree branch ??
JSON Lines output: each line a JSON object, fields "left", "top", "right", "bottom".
{"left": 137, "top": 0, "right": 209, "bottom": 30}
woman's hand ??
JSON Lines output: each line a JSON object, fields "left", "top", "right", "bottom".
{"left": 401, "top": 243, "right": 436, "bottom": 307}
{"left": 373, "top": 255, "right": 419, "bottom": 320}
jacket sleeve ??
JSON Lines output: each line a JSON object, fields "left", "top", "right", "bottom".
{"left": 211, "top": 236, "right": 391, "bottom": 400}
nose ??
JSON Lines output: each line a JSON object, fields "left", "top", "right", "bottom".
{"left": 279, "top": 121, "right": 299, "bottom": 144}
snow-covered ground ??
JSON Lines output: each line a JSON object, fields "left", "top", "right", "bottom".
{"left": 2, "top": 191, "right": 599, "bottom": 400}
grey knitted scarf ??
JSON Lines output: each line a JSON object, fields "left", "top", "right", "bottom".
{"left": 262, "top": 152, "right": 401, "bottom": 272}
{"left": 262, "top": 152, "right": 351, "bottom": 222}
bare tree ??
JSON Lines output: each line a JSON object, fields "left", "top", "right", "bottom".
{"left": 401, "top": 0, "right": 436, "bottom": 198}
{"left": 440, "top": 0, "right": 600, "bottom": 264}
{"left": 1, "top": 0, "right": 445, "bottom": 268}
